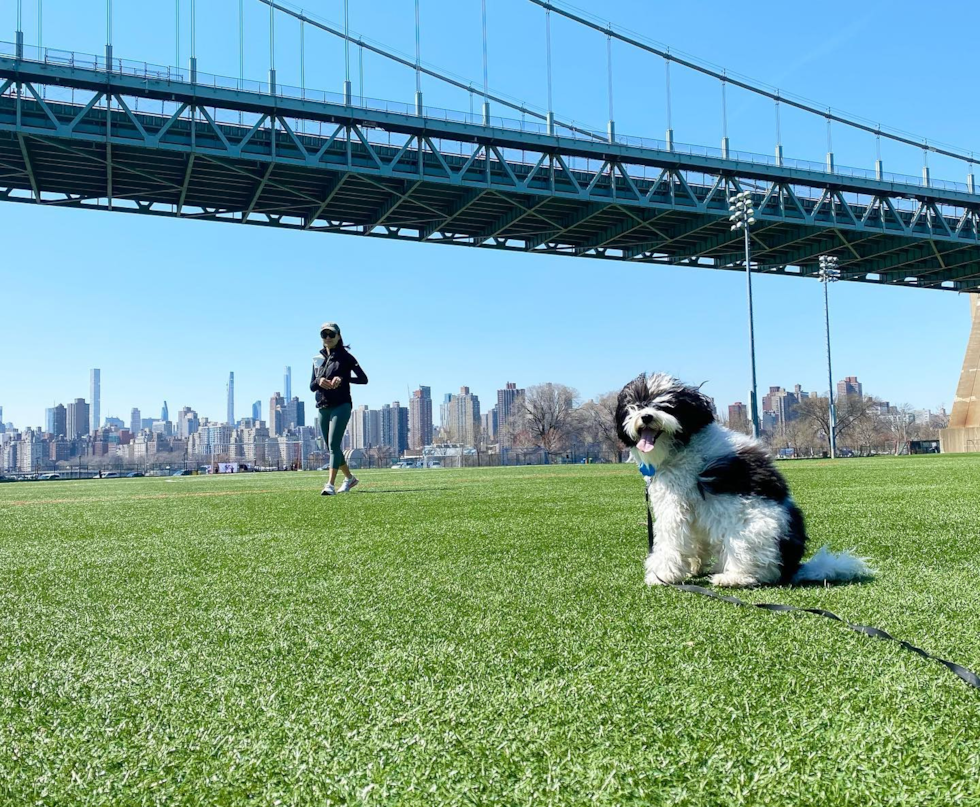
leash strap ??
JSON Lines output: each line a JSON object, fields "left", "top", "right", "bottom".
{"left": 643, "top": 489, "right": 980, "bottom": 690}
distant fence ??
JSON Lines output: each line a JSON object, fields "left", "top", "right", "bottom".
{"left": 2, "top": 446, "right": 629, "bottom": 480}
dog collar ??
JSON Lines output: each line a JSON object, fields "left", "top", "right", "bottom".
{"left": 638, "top": 463, "right": 656, "bottom": 478}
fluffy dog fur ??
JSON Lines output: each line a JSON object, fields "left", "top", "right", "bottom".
{"left": 616, "top": 373, "right": 872, "bottom": 588}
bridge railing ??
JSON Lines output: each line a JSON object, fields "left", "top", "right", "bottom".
{"left": 1, "top": 40, "right": 974, "bottom": 196}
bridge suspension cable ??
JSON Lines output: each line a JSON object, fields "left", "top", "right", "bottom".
{"left": 529, "top": 0, "right": 979, "bottom": 167}
{"left": 255, "top": 0, "right": 603, "bottom": 141}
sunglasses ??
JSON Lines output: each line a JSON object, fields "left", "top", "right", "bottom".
{"left": 320, "top": 330, "right": 337, "bottom": 339}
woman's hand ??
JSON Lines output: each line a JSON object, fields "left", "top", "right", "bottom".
{"left": 320, "top": 377, "right": 342, "bottom": 390}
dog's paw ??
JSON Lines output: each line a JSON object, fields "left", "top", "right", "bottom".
{"left": 644, "top": 568, "right": 687, "bottom": 586}
{"left": 709, "top": 572, "right": 760, "bottom": 588}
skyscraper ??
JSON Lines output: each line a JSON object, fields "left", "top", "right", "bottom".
{"left": 67, "top": 398, "right": 90, "bottom": 439}
{"left": 496, "top": 382, "right": 524, "bottom": 428}
{"left": 45, "top": 404, "right": 67, "bottom": 437}
{"left": 446, "top": 387, "right": 480, "bottom": 446}
{"left": 381, "top": 402, "right": 409, "bottom": 456}
{"left": 252, "top": 400, "right": 262, "bottom": 422}
{"left": 837, "top": 376, "right": 863, "bottom": 399}
{"left": 409, "top": 386, "right": 433, "bottom": 450}
{"left": 130, "top": 408, "right": 141, "bottom": 435}
{"left": 90, "top": 369, "right": 101, "bottom": 435}
{"left": 161, "top": 401, "right": 169, "bottom": 422}
{"left": 284, "top": 366, "right": 292, "bottom": 402}
{"left": 226, "top": 372, "right": 235, "bottom": 425}
{"left": 269, "top": 393, "right": 285, "bottom": 436}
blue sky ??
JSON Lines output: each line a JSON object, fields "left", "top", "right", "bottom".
{"left": 1, "top": 0, "right": 976, "bottom": 428}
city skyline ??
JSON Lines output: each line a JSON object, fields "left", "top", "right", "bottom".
{"left": 0, "top": 362, "right": 950, "bottom": 434}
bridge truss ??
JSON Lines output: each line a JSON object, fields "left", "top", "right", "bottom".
{"left": 3, "top": 53, "right": 980, "bottom": 292}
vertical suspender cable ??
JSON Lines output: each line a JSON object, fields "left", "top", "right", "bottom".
{"left": 344, "top": 0, "right": 350, "bottom": 86}
{"left": 414, "top": 0, "right": 422, "bottom": 112}
{"left": 665, "top": 53, "right": 673, "bottom": 150}
{"left": 359, "top": 40, "right": 364, "bottom": 105}
{"left": 175, "top": 0, "right": 180, "bottom": 72}
{"left": 721, "top": 74, "right": 729, "bottom": 158}
{"left": 189, "top": 0, "right": 197, "bottom": 81}
{"left": 606, "top": 30, "right": 614, "bottom": 141}
{"left": 343, "top": 0, "right": 351, "bottom": 102}
{"left": 481, "top": 0, "right": 489, "bottom": 122}
{"left": 269, "top": 0, "right": 276, "bottom": 93}
{"left": 826, "top": 108, "right": 834, "bottom": 172}
{"left": 106, "top": 0, "right": 113, "bottom": 68}
{"left": 301, "top": 12, "right": 306, "bottom": 95}
{"left": 239, "top": 0, "right": 244, "bottom": 83}
{"left": 545, "top": 8, "right": 554, "bottom": 134}
{"left": 774, "top": 92, "right": 782, "bottom": 165}
{"left": 37, "top": 0, "right": 41, "bottom": 51}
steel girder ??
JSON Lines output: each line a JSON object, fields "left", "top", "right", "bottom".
{"left": 3, "top": 56, "right": 980, "bottom": 291}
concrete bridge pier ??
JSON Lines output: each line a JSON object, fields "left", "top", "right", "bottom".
{"left": 940, "top": 294, "right": 980, "bottom": 452}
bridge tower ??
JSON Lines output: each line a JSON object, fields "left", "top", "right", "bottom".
{"left": 941, "top": 297, "right": 980, "bottom": 453}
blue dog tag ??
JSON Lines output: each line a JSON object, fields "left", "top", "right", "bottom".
{"left": 638, "top": 463, "right": 656, "bottom": 478}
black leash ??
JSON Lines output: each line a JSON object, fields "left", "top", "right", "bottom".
{"left": 643, "top": 487, "right": 980, "bottom": 690}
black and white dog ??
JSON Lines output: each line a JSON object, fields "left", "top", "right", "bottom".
{"left": 616, "top": 373, "right": 871, "bottom": 587}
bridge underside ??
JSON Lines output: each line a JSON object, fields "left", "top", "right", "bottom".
{"left": 3, "top": 56, "right": 980, "bottom": 292}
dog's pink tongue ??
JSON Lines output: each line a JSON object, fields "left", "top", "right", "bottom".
{"left": 637, "top": 428, "right": 656, "bottom": 453}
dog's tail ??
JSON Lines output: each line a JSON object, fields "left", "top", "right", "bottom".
{"left": 791, "top": 545, "right": 874, "bottom": 584}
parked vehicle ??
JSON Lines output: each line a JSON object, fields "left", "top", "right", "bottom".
{"left": 171, "top": 469, "right": 194, "bottom": 476}
{"left": 126, "top": 471, "right": 145, "bottom": 477}
{"left": 100, "top": 472, "right": 120, "bottom": 479}
{"left": 38, "top": 473, "right": 61, "bottom": 480}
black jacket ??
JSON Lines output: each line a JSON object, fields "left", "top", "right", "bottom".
{"left": 310, "top": 346, "right": 368, "bottom": 408}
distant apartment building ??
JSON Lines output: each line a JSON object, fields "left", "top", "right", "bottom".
{"left": 67, "top": 398, "right": 90, "bottom": 439}
{"left": 269, "top": 393, "right": 286, "bottom": 436}
{"left": 177, "top": 407, "right": 200, "bottom": 439}
{"left": 284, "top": 397, "right": 305, "bottom": 430}
{"left": 762, "top": 385, "right": 808, "bottom": 433}
{"left": 445, "top": 386, "right": 481, "bottom": 446}
{"left": 381, "top": 402, "right": 409, "bottom": 456}
{"left": 837, "top": 376, "right": 863, "bottom": 399}
{"left": 349, "top": 405, "right": 381, "bottom": 449}
{"left": 130, "top": 407, "right": 141, "bottom": 435}
{"left": 482, "top": 409, "right": 498, "bottom": 441}
{"left": 497, "top": 382, "right": 524, "bottom": 427}
{"left": 728, "top": 402, "right": 747, "bottom": 425}
{"left": 45, "top": 403, "right": 67, "bottom": 437}
{"left": 409, "top": 386, "right": 433, "bottom": 450}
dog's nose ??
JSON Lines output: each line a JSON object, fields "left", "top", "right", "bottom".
{"left": 641, "top": 414, "right": 654, "bottom": 424}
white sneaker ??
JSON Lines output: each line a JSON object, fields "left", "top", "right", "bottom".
{"left": 338, "top": 476, "right": 359, "bottom": 493}
{"left": 320, "top": 483, "right": 336, "bottom": 496}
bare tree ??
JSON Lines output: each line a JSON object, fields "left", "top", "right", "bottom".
{"left": 794, "top": 394, "right": 883, "bottom": 455}
{"left": 887, "top": 403, "right": 916, "bottom": 455}
{"left": 522, "top": 383, "right": 579, "bottom": 459}
{"left": 572, "top": 391, "right": 624, "bottom": 461}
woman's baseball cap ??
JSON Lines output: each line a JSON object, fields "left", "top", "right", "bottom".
{"left": 320, "top": 321, "right": 340, "bottom": 337}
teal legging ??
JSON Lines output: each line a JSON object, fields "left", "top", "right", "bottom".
{"left": 318, "top": 403, "right": 352, "bottom": 470}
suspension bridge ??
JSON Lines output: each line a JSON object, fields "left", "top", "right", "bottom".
{"left": 1, "top": 0, "right": 980, "bottom": 293}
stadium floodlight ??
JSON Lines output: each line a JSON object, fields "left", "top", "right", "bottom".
{"left": 728, "top": 191, "right": 761, "bottom": 439}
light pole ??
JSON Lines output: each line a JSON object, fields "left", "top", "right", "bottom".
{"left": 729, "top": 190, "right": 760, "bottom": 439}
{"left": 818, "top": 255, "right": 841, "bottom": 458}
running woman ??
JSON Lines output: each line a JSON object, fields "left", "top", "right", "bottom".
{"left": 311, "top": 321, "right": 368, "bottom": 495}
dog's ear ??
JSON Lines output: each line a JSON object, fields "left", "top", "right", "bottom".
{"left": 615, "top": 373, "right": 646, "bottom": 445}
{"left": 661, "top": 383, "right": 715, "bottom": 443}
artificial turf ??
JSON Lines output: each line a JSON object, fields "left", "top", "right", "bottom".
{"left": 1, "top": 457, "right": 979, "bottom": 806}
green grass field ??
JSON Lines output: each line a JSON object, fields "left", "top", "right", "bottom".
{"left": 2, "top": 457, "right": 979, "bottom": 806}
